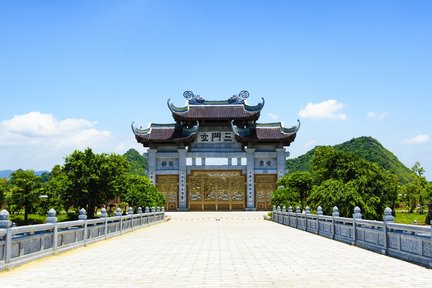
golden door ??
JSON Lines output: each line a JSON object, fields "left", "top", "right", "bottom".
{"left": 188, "top": 171, "right": 245, "bottom": 211}
{"left": 255, "top": 174, "right": 277, "bottom": 211}
{"left": 156, "top": 175, "right": 178, "bottom": 211}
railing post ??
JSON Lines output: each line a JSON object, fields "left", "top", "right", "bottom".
{"left": 79, "top": 208, "right": 88, "bottom": 245}
{"left": 332, "top": 206, "right": 339, "bottom": 239}
{"left": 352, "top": 206, "right": 362, "bottom": 244}
{"left": 128, "top": 207, "right": 134, "bottom": 230}
{"left": 151, "top": 207, "right": 156, "bottom": 223}
{"left": 305, "top": 206, "right": 310, "bottom": 231}
{"left": 145, "top": 207, "right": 149, "bottom": 224}
{"left": 137, "top": 207, "right": 143, "bottom": 226}
{"left": 277, "top": 206, "right": 281, "bottom": 223}
{"left": 0, "top": 209, "right": 12, "bottom": 267}
{"left": 288, "top": 206, "right": 293, "bottom": 227}
{"left": 46, "top": 208, "right": 58, "bottom": 253}
{"left": 383, "top": 207, "right": 394, "bottom": 255}
{"left": 101, "top": 208, "right": 108, "bottom": 239}
{"left": 317, "top": 206, "right": 323, "bottom": 235}
{"left": 295, "top": 206, "right": 301, "bottom": 229}
{"left": 116, "top": 208, "right": 123, "bottom": 233}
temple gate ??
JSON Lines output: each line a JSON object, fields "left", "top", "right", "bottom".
{"left": 132, "top": 91, "right": 299, "bottom": 211}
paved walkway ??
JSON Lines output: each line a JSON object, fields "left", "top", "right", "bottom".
{"left": 0, "top": 212, "right": 431, "bottom": 287}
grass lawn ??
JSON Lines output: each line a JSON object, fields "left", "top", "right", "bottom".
{"left": 394, "top": 211, "right": 428, "bottom": 225}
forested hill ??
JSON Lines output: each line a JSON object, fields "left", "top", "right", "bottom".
{"left": 286, "top": 136, "right": 412, "bottom": 184}
{"left": 123, "top": 149, "right": 147, "bottom": 175}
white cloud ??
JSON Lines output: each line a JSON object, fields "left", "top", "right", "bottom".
{"left": 367, "top": 111, "right": 389, "bottom": 120}
{"left": 267, "top": 112, "right": 279, "bottom": 121}
{"left": 298, "top": 99, "right": 347, "bottom": 120}
{"left": 402, "top": 134, "right": 431, "bottom": 145}
{"left": 0, "top": 112, "right": 119, "bottom": 170}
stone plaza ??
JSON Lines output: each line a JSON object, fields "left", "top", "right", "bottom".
{"left": 0, "top": 212, "right": 431, "bottom": 287}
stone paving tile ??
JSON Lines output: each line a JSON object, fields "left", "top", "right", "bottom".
{"left": 0, "top": 211, "right": 431, "bottom": 287}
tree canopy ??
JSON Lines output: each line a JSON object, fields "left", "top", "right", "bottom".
{"left": 273, "top": 146, "right": 399, "bottom": 220}
{"left": 6, "top": 169, "right": 42, "bottom": 223}
{"left": 286, "top": 136, "right": 412, "bottom": 184}
{"left": 61, "top": 148, "right": 129, "bottom": 219}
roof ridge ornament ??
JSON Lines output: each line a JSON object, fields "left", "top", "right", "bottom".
{"left": 228, "top": 90, "right": 249, "bottom": 104}
{"left": 184, "top": 91, "right": 205, "bottom": 104}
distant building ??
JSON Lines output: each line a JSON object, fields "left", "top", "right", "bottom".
{"left": 132, "top": 91, "right": 299, "bottom": 211}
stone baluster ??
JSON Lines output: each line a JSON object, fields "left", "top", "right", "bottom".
{"left": 353, "top": 206, "right": 362, "bottom": 219}
{"left": 295, "top": 206, "right": 301, "bottom": 228}
{"left": 128, "top": 207, "right": 133, "bottom": 215}
{"left": 316, "top": 206, "right": 323, "bottom": 235}
{"left": 151, "top": 207, "right": 156, "bottom": 213}
{"left": 78, "top": 208, "right": 87, "bottom": 220}
{"left": 383, "top": 207, "right": 394, "bottom": 223}
{"left": 137, "top": 207, "right": 143, "bottom": 214}
{"left": 46, "top": 208, "right": 57, "bottom": 223}
{"left": 288, "top": 206, "right": 293, "bottom": 213}
{"left": 282, "top": 206, "right": 286, "bottom": 212}
{"left": 331, "top": 206, "right": 339, "bottom": 239}
{"left": 332, "top": 206, "right": 339, "bottom": 217}
{"left": 305, "top": 206, "right": 311, "bottom": 214}
{"left": 0, "top": 209, "right": 12, "bottom": 228}
{"left": 145, "top": 207, "right": 150, "bottom": 213}
{"left": 0, "top": 210, "right": 12, "bottom": 265}
{"left": 383, "top": 207, "right": 394, "bottom": 254}
{"left": 78, "top": 208, "right": 88, "bottom": 244}
{"left": 352, "top": 206, "right": 361, "bottom": 243}
{"left": 116, "top": 208, "right": 123, "bottom": 217}
{"left": 101, "top": 207, "right": 108, "bottom": 239}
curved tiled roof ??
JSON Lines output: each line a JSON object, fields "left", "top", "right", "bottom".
{"left": 131, "top": 122, "right": 199, "bottom": 146}
{"left": 167, "top": 97, "right": 264, "bottom": 121}
{"left": 231, "top": 120, "right": 300, "bottom": 145}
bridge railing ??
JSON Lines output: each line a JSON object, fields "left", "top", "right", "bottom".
{"left": 272, "top": 205, "right": 432, "bottom": 268}
{"left": 0, "top": 206, "right": 165, "bottom": 271}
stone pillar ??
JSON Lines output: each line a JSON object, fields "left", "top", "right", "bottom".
{"left": 276, "top": 148, "right": 287, "bottom": 179}
{"left": 178, "top": 148, "right": 187, "bottom": 211}
{"left": 147, "top": 148, "right": 157, "bottom": 185}
{"left": 202, "top": 157, "right": 206, "bottom": 166}
{"left": 245, "top": 147, "right": 256, "bottom": 210}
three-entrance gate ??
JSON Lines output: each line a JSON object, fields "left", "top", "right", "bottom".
{"left": 188, "top": 171, "right": 245, "bottom": 211}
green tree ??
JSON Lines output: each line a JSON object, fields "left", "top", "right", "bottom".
{"left": 271, "top": 171, "right": 313, "bottom": 208}
{"left": 308, "top": 147, "right": 398, "bottom": 219}
{"left": 62, "top": 148, "right": 129, "bottom": 219}
{"left": 0, "top": 178, "right": 7, "bottom": 208}
{"left": 39, "top": 165, "right": 69, "bottom": 215}
{"left": 400, "top": 162, "right": 432, "bottom": 214}
{"left": 7, "top": 169, "right": 42, "bottom": 224}
{"left": 123, "top": 149, "right": 147, "bottom": 176}
{"left": 121, "top": 174, "right": 165, "bottom": 211}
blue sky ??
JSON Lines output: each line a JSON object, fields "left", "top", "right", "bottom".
{"left": 1, "top": 0, "right": 431, "bottom": 179}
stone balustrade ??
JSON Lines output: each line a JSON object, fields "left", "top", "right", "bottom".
{"left": 272, "top": 206, "right": 432, "bottom": 268}
{"left": 0, "top": 207, "right": 165, "bottom": 271}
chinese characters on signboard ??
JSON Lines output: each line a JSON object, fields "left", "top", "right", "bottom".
{"left": 197, "top": 131, "right": 234, "bottom": 143}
